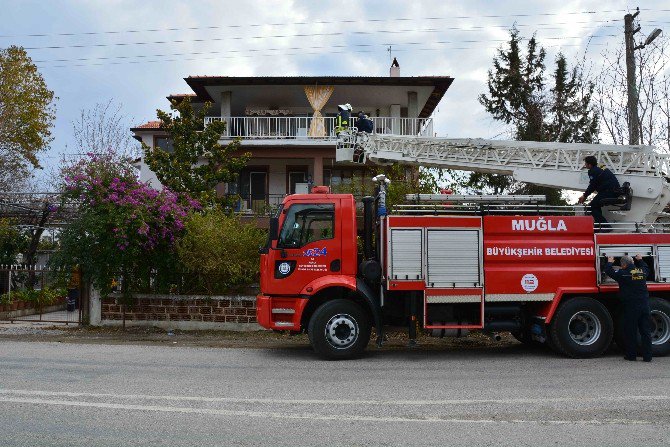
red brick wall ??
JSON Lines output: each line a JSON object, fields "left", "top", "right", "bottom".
{"left": 101, "top": 295, "right": 257, "bottom": 324}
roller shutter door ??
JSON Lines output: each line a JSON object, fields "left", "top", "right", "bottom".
{"left": 427, "top": 229, "right": 481, "bottom": 287}
{"left": 390, "top": 229, "right": 423, "bottom": 280}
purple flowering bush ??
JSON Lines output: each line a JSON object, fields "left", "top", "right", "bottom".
{"left": 52, "top": 152, "right": 199, "bottom": 296}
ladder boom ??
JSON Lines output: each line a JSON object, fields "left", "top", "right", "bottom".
{"left": 336, "top": 132, "right": 670, "bottom": 224}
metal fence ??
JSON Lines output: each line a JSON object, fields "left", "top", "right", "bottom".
{"left": 0, "top": 265, "right": 83, "bottom": 325}
{"left": 204, "top": 116, "right": 434, "bottom": 139}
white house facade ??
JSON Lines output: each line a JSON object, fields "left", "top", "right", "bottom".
{"left": 131, "top": 63, "right": 453, "bottom": 213}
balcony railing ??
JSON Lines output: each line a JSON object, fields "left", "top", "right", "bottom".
{"left": 204, "top": 116, "right": 434, "bottom": 139}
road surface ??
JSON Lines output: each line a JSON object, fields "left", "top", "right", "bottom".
{"left": 0, "top": 340, "right": 668, "bottom": 446}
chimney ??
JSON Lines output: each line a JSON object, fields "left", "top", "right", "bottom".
{"left": 390, "top": 57, "right": 400, "bottom": 77}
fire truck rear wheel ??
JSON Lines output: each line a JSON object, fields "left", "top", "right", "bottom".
{"left": 614, "top": 297, "right": 670, "bottom": 357}
{"left": 308, "top": 299, "right": 371, "bottom": 360}
{"left": 549, "top": 297, "right": 613, "bottom": 358}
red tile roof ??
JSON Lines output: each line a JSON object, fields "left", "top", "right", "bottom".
{"left": 130, "top": 120, "right": 164, "bottom": 133}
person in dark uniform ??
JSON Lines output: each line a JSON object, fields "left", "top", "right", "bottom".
{"left": 355, "top": 111, "right": 374, "bottom": 133}
{"left": 604, "top": 254, "right": 653, "bottom": 362}
{"left": 578, "top": 155, "right": 620, "bottom": 232}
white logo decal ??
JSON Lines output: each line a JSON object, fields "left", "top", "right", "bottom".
{"left": 521, "top": 274, "right": 538, "bottom": 293}
{"left": 512, "top": 218, "right": 567, "bottom": 232}
{"left": 278, "top": 262, "right": 291, "bottom": 275}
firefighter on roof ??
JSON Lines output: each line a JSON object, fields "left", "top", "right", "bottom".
{"left": 578, "top": 155, "right": 620, "bottom": 232}
{"left": 604, "top": 254, "right": 653, "bottom": 362}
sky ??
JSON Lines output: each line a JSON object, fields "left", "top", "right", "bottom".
{"left": 2, "top": 0, "right": 669, "bottom": 188}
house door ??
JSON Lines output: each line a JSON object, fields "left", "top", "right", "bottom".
{"left": 287, "top": 166, "right": 308, "bottom": 194}
{"left": 249, "top": 171, "right": 267, "bottom": 213}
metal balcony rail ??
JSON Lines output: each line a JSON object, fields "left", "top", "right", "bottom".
{"left": 204, "top": 116, "right": 433, "bottom": 139}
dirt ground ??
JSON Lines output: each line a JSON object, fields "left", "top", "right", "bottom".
{"left": 0, "top": 322, "right": 521, "bottom": 351}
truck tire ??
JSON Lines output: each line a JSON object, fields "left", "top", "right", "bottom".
{"left": 614, "top": 297, "right": 670, "bottom": 357}
{"left": 308, "top": 299, "right": 371, "bottom": 360}
{"left": 549, "top": 297, "right": 613, "bottom": 358}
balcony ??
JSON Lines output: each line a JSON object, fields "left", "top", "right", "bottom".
{"left": 203, "top": 116, "right": 433, "bottom": 139}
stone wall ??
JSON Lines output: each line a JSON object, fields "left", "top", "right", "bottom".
{"left": 99, "top": 294, "right": 259, "bottom": 331}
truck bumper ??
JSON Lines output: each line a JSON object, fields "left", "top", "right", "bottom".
{"left": 256, "top": 294, "right": 309, "bottom": 331}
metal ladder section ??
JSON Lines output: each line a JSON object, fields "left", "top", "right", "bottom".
{"left": 337, "top": 132, "right": 670, "bottom": 176}
{"left": 336, "top": 132, "right": 670, "bottom": 224}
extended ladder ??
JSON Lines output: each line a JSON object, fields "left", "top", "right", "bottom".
{"left": 336, "top": 132, "right": 670, "bottom": 225}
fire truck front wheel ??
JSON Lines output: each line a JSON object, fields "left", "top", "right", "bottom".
{"left": 308, "top": 299, "right": 371, "bottom": 360}
{"left": 549, "top": 297, "right": 613, "bottom": 358}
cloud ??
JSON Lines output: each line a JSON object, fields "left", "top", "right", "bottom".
{"left": 1, "top": 0, "right": 664, "bottom": 185}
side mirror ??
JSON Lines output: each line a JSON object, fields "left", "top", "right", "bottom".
{"left": 269, "top": 217, "right": 279, "bottom": 241}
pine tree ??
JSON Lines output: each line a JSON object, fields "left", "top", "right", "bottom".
{"left": 474, "top": 29, "right": 599, "bottom": 204}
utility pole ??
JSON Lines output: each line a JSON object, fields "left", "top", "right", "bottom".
{"left": 624, "top": 8, "right": 641, "bottom": 145}
{"left": 624, "top": 8, "right": 663, "bottom": 146}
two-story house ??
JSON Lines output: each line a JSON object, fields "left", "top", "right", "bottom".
{"left": 131, "top": 62, "right": 453, "bottom": 213}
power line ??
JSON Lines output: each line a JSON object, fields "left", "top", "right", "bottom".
{"left": 32, "top": 32, "right": 622, "bottom": 66}
{"left": 36, "top": 39, "right": 619, "bottom": 70}
{"left": 0, "top": 9, "right": 650, "bottom": 39}
{"left": 22, "top": 25, "right": 629, "bottom": 52}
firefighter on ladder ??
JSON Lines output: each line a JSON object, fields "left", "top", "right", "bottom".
{"left": 578, "top": 155, "right": 620, "bottom": 232}
{"left": 335, "top": 103, "right": 352, "bottom": 135}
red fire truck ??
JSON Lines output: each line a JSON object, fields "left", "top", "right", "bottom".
{"left": 256, "top": 133, "right": 670, "bottom": 359}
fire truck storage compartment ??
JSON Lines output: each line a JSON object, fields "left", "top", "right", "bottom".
{"left": 424, "top": 290, "right": 484, "bottom": 330}
{"left": 390, "top": 229, "right": 423, "bottom": 280}
{"left": 597, "top": 245, "right": 654, "bottom": 283}
{"left": 657, "top": 246, "right": 670, "bottom": 282}
{"left": 427, "top": 229, "right": 481, "bottom": 288}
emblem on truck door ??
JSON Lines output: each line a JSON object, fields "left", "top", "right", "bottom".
{"left": 278, "top": 262, "right": 291, "bottom": 275}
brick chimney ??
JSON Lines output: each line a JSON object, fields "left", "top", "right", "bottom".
{"left": 390, "top": 57, "right": 400, "bottom": 77}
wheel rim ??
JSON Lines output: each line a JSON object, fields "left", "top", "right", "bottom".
{"left": 568, "top": 311, "right": 602, "bottom": 346}
{"left": 324, "top": 313, "right": 359, "bottom": 349}
{"left": 650, "top": 310, "right": 670, "bottom": 346}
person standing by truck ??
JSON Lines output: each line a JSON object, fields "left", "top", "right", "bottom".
{"left": 604, "top": 254, "right": 653, "bottom": 362}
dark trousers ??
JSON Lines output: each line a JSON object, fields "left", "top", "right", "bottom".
{"left": 623, "top": 301, "right": 653, "bottom": 360}
{"left": 589, "top": 190, "right": 618, "bottom": 226}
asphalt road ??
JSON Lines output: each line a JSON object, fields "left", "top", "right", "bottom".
{"left": 0, "top": 340, "right": 668, "bottom": 447}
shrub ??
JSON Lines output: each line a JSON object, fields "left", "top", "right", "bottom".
{"left": 51, "top": 151, "right": 199, "bottom": 299}
{"left": 177, "top": 210, "right": 265, "bottom": 294}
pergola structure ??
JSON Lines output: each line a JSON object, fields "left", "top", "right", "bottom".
{"left": 0, "top": 193, "right": 77, "bottom": 229}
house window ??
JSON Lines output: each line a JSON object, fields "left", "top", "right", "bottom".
{"left": 324, "top": 167, "right": 371, "bottom": 194}
{"left": 154, "top": 136, "right": 174, "bottom": 153}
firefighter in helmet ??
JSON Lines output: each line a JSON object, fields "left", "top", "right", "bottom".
{"left": 578, "top": 155, "right": 620, "bottom": 232}
{"left": 604, "top": 254, "right": 653, "bottom": 362}
{"left": 335, "top": 103, "right": 352, "bottom": 135}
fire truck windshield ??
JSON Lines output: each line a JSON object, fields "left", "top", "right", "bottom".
{"left": 277, "top": 203, "right": 334, "bottom": 248}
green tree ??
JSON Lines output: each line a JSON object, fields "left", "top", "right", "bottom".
{"left": 0, "top": 218, "right": 27, "bottom": 265}
{"left": 476, "top": 28, "right": 599, "bottom": 204}
{"left": 0, "top": 46, "right": 56, "bottom": 187}
{"left": 142, "top": 98, "right": 250, "bottom": 207}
